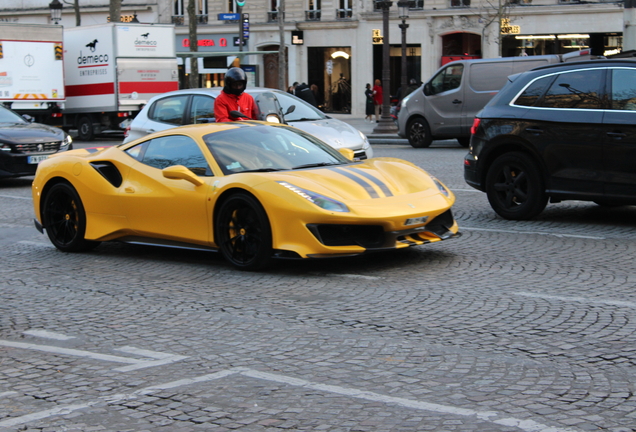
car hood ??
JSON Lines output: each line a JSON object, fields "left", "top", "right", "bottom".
{"left": 263, "top": 158, "right": 446, "bottom": 202}
{"left": 288, "top": 118, "right": 365, "bottom": 149}
{"left": 0, "top": 122, "right": 64, "bottom": 144}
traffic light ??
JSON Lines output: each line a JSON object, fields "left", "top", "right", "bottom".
{"left": 236, "top": 0, "right": 246, "bottom": 7}
{"left": 54, "top": 43, "right": 63, "bottom": 60}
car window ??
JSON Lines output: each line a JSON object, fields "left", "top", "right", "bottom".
{"left": 0, "top": 106, "right": 27, "bottom": 123}
{"left": 203, "top": 125, "right": 347, "bottom": 175}
{"left": 268, "top": 91, "right": 326, "bottom": 121}
{"left": 610, "top": 68, "right": 636, "bottom": 111}
{"left": 537, "top": 69, "right": 604, "bottom": 109}
{"left": 125, "top": 135, "right": 212, "bottom": 176}
{"left": 513, "top": 75, "right": 554, "bottom": 107}
{"left": 429, "top": 64, "right": 463, "bottom": 95}
{"left": 149, "top": 95, "right": 188, "bottom": 125}
{"left": 190, "top": 95, "right": 215, "bottom": 123}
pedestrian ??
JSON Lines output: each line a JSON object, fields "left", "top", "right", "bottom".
{"left": 294, "top": 82, "right": 318, "bottom": 107}
{"left": 287, "top": 82, "right": 298, "bottom": 94}
{"left": 310, "top": 84, "right": 323, "bottom": 110}
{"left": 364, "top": 83, "right": 374, "bottom": 122}
{"left": 372, "top": 79, "right": 382, "bottom": 122}
{"left": 214, "top": 67, "right": 258, "bottom": 122}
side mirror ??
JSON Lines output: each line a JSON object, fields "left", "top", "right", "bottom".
{"left": 423, "top": 83, "right": 432, "bottom": 96}
{"left": 22, "top": 114, "right": 34, "bottom": 123}
{"left": 162, "top": 165, "right": 204, "bottom": 186}
{"left": 284, "top": 105, "right": 296, "bottom": 115}
{"left": 338, "top": 148, "right": 355, "bottom": 161}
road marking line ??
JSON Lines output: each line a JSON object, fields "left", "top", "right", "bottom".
{"left": 17, "top": 241, "right": 54, "bottom": 247}
{"left": 461, "top": 226, "right": 605, "bottom": 240}
{"left": 0, "top": 391, "right": 18, "bottom": 398}
{"left": 24, "top": 330, "right": 76, "bottom": 340}
{"left": 0, "top": 340, "right": 188, "bottom": 372}
{"left": 452, "top": 188, "right": 482, "bottom": 193}
{"left": 324, "top": 273, "right": 383, "bottom": 280}
{"left": 514, "top": 292, "right": 636, "bottom": 309}
{"left": 0, "top": 194, "right": 31, "bottom": 200}
{"left": 0, "top": 367, "right": 580, "bottom": 432}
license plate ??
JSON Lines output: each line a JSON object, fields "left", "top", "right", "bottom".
{"left": 28, "top": 155, "right": 49, "bottom": 164}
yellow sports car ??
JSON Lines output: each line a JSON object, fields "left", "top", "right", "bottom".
{"left": 32, "top": 122, "right": 459, "bottom": 270}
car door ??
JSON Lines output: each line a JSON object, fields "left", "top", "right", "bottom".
{"left": 517, "top": 67, "right": 606, "bottom": 197}
{"left": 422, "top": 63, "right": 464, "bottom": 136}
{"left": 120, "top": 134, "right": 214, "bottom": 244}
{"left": 187, "top": 94, "right": 216, "bottom": 124}
{"left": 602, "top": 67, "right": 636, "bottom": 199}
{"left": 143, "top": 94, "right": 190, "bottom": 135}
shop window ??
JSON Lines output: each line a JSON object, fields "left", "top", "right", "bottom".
{"left": 306, "top": 0, "right": 321, "bottom": 20}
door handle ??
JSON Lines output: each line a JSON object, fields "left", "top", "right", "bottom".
{"left": 525, "top": 128, "right": 543, "bottom": 134}
{"left": 607, "top": 131, "right": 626, "bottom": 139}
{"left": 452, "top": 99, "right": 462, "bottom": 104}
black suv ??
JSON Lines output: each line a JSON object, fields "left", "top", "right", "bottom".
{"left": 464, "top": 59, "right": 636, "bottom": 220}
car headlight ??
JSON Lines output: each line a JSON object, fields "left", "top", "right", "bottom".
{"left": 60, "top": 134, "right": 73, "bottom": 150}
{"left": 278, "top": 181, "right": 349, "bottom": 212}
{"left": 431, "top": 176, "right": 451, "bottom": 198}
{"left": 358, "top": 130, "right": 371, "bottom": 149}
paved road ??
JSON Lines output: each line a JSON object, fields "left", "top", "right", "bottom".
{"left": 1, "top": 141, "right": 635, "bottom": 432}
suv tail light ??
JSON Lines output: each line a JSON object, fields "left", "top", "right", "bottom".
{"left": 470, "top": 118, "right": 481, "bottom": 135}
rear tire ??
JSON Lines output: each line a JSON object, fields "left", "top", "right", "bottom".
{"left": 215, "top": 192, "right": 272, "bottom": 271}
{"left": 77, "top": 115, "right": 95, "bottom": 141}
{"left": 42, "top": 182, "right": 100, "bottom": 252}
{"left": 407, "top": 117, "right": 432, "bottom": 148}
{"left": 485, "top": 152, "right": 548, "bottom": 220}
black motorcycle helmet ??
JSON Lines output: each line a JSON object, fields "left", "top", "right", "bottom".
{"left": 224, "top": 67, "right": 247, "bottom": 95}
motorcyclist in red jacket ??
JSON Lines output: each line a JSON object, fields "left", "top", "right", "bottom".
{"left": 214, "top": 67, "right": 258, "bottom": 122}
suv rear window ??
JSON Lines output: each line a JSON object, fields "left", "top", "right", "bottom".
{"left": 514, "top": 69, "right": 604, "bottom": 109}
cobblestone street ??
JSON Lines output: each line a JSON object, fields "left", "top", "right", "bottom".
{"left": 1, "top": 141, "right": 636, "bottom": 431}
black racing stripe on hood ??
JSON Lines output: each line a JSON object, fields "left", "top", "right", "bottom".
{"left": 348, "top": 167, "right": 393, "bottom": 197}
{"left": 331, "top": 167, "right": 379, "bottom": 198}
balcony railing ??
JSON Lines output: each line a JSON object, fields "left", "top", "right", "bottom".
{"left": 267, "top": 11, "right": 285, "bottom": 22}
{"left": 336, "top": 8, "right": 352, "bottom": 19}
{"left": 197, "top": 14, "right": 208, "bottom": 24}
{"left": 172, "top": 15, "right": 184, "bottom": 25}
{"left": 305, "top": 9, "right": 321, "bottom": 21}
{"left": 450, "top": 0, "right": 470, "bottom": 7}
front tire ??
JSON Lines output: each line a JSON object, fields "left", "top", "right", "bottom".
{"left": 215, "top": 193, "right": 272, "bottom": 271}
{"left": 485, "top": 152, "right": 548, "bottom": 220}
{"left": 77, "top": 115, "right": 95, "bottom": 141}
{"left": 407, "top": 117, "right": 433, "bottom": 148}
{"left": 42, "top": 182, "right": 100, "bottom": 252}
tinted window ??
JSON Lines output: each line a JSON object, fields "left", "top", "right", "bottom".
{"left": 149, "top": 95, "right": 188, "bottom": 125}
{"left": 429, "top": 64, "right": 463, "bottom": 95}
{"left": 514, "top": 75, "right": 553, "bottom": 107}
{"left": 537, "top": 69, "right": 604, "bottom": 109}
{"left": 126, "top": 135, "right": 212, "bottom": 176}
{"left": 190, "top": 95, "right": 215, "bottom": 123}
{"left": 610, "top": 68, "right": 636, "bottom": 111}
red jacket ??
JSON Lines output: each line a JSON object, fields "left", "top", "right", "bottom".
{"left": 214, "top": 91, "right": 258, "bottom": 122}
{"left": 372, "top": 85, "right": 383, "bottom": 105}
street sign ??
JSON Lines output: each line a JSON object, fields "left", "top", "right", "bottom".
{"left": 218, "top": 13, "right": 240, "bottom": 20}
{"left": 242, "top": 14, "right": 250, "bottom": 39}
{"left": 372, "top": 29, "right": 383, "bottom": 44}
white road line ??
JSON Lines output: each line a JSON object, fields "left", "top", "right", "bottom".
{"left": 0, "top": 391, "right": 18, "bottom": 398}
{"left": 0, "top": 367, "right": 580, "bottom": 432}
{"left": 0, "top": 194, "right": 31, "bottom": 200}
{"left": 0, "top": 340, "right": 188, "bottom": 372}
{"left": 24, "top": 330, "right": 76, "bottom": 340}
{"left": 17, "top": 241, "right": 53, "bottom": 247}
{"left": 514, "top": 292, "right": 636, "bottom": 309}
{"left": 461, "top": 226, "right": 605, "bottom": 240}
{"left": 325, "top": 273, "right": 383, "bottom": 280}
{"left": 452, "top": 188, "right": 482, "bottom": 193}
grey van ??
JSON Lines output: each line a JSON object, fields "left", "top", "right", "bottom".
{"left": 396, "top": 50, "right": 596, "bottom": 148}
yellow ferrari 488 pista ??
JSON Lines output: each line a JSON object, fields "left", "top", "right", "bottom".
{"left": 32, "top": 122, "right": 459, "bottom": 270}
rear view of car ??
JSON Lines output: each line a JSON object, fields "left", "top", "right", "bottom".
{"left": 464, "top": 59, "right": 636, "bottom": 219}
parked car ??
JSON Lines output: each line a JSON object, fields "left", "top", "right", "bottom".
{"left": 33, "top": 122, "right": 458, "bottom": 270}
{"left": 397, "top": 50, "right": 597, "bottom": 148}
{"left": 123, "top": 87, "right": 374, "bottom": 160}
{"left": 464, "top": 59, "right": 636, "bottom": 220}
{"left": 0, "top": 105, "right": 72, "bottom": 179}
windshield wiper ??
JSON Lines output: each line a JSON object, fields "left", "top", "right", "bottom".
{"left": 287, "top": 117, "right": 318, "bottom": 122}
{"left": 292, "top": 162, "right": 342, "bottom": 170}
{"left": 240, "top": 167, "right": 284, "bottom": 173}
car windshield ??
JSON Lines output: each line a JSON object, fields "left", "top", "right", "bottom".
{"left": 203, "top": 125, "right": 349, "bottom": 175}
{"left": 269, "top": 91, "right": 327, "bottom": 122}
{"left": 0, "top": 107, "right": 27, "bottom": 124}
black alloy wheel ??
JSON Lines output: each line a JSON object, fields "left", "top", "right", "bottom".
{"left": 42, "top": 182, "right": 100, "bottom": 252}
{"left": 407, "top": 117, "right": 433, "bottom": 148}
{"left": 485, "top": 152, "right": 548, "bottom": 220}
{"left": 216, "top": 192, "right": 272, "bottom": 271}
{"left": 77, "top": 115, "right": 95, "bottom": 141}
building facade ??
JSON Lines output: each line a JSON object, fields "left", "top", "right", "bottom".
{"left": 0, "top": 0, "right": 626, "bottom": 116}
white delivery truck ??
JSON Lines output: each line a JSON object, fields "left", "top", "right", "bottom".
{"left": 63, "top": 23, "right": 179, "bottom": 140}
{"left": 0, "top": 23, "right": 65, "bottom": 123}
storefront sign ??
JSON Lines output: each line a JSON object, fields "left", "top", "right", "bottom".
{"left": 372, "top": 29, "right": 383, "bottom": 44}
{"left": 292, "top": 30, "right": 304, "bottom": 45}
{"left": 176, "top": 34, "right": 237, "bottom": 52}
{"left": 500, "top": 19, "right": 520, "bottom": 35}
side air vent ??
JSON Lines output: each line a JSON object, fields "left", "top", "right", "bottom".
{"left": 90, "top": 161, "right": 123, "bottom": 187}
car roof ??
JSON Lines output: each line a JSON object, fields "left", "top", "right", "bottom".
{"left": 529, "top": 58, "right": 636, "bottom": 73}
{"left": 150, "top": 87, "right": 286, "bottom": 98}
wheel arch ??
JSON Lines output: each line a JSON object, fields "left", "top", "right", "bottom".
{"left": 39, "top": 176, "right": 75, "bottom": 227}
{"left": 212, "top": 187, "right": 270, "bottom": 246}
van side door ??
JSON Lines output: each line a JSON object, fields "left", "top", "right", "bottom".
{"left": 423, "top": 63, "right": 464, "bottom": 136}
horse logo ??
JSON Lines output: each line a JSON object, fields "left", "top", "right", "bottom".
{"left": 140, "top": 33, "right": 150, "bottom": 39}
{"left": 85, "top": 40, "right": 98, "bottom": 52}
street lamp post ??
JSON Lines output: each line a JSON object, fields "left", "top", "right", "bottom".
{"left": 397, "top": 0, "right": 410, "bottom": 103}
{"left": 49, "top": 0, "right": 63, "bottom": 25}
{"left": 373, "top": 0, "right": 398, "bottom": 134}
